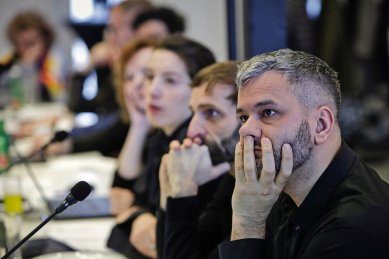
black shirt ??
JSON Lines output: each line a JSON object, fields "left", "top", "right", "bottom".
{"left": 107, "top": 117, "right": 191, "bottom": 258}
{"left": 132, "top": 117, "right": 191, "bottom": 213}
{"left": 219, "top": 143, "right": 389, "bottom": 259}
{"left": 158, "top": 173, "right": 235, "bottom": 259}
{"left": 71, "top": 110, "right": 129, "bottom": 157}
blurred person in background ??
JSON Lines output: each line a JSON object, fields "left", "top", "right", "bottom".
{"left": 45, "top": 2, "right": 189, "bottom": 159}
{"left": 0, "top": 10, "right": 66, "bottom": 108}
{"left": 109, "top": 38, "right": 159, "bottom": 217}
{"left": 83, "top": 0, "right": 154, "bottom": 75}
{"left": 68, "top": 0, "right": 152, "bottom": 114}
{"left": 48, "top": 0, "right": 153, "bottom": 158}
{"left": 133, "top": 6, "right": 186, "bottom": 40}
{"left": 107, "top": 35, "right": 215, "bottom": 259}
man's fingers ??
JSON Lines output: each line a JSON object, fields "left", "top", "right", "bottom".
{"left": 192, "top": 137, "right": 202, "bottom": 145}
{"left": 259, "top": 138, "right": 276, "bottom": 188}
{"left": 159, "top": 154, "right": 170, "bottom": 187}
{"left": 182, "top": 138, "right": 194, "bottom": 148}
{"left": 169, "top": 140, "right": 181, "bottom": 150}
{"left": 275, "top": 143, "right": 293, "bottom": 190}
{"left": 168, "top": 141, "right": 182, "bottom": 162}
{"left": 160, "top": 154, "right": 168, "bottom": 172}
{"left": 243, "top": 136, "right": 257, "bottom": 181}
{"left": 234, "top": 141, "right": 245, "bottom": 183}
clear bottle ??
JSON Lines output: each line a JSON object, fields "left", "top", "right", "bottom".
{"left": 0, "top": 116, "right": 23, "bottom": 259}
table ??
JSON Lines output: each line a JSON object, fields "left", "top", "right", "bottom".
{"left": 1, "top": 151, "right": 120, "bottom": 256}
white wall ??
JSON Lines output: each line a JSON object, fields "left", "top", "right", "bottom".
{"left": 152, "top": 0, "right": 229, "bottom": 61}
{"left": 0, "top": 0, "right": 229, "bottom": 66}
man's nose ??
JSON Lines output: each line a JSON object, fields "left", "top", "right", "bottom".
{"left": 187, "top": 114, "right": 205, "bottom": 139}
{"left": 238, "top": 117, "right": 261, "bottom": 140}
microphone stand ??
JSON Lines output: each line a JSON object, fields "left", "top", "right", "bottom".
{"left": 11, "top": 144, "right": 51, "bottom": 211}
{"left": 1, "top": 211, "right": 59, "bottom": 259}
{"left": 1, "top": 180, "right": 91, "bottom": 259}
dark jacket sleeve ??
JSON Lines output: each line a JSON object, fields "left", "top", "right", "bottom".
{"left": 219, "top": 239, "right": 265, "bottom": 259}
{"left": 71, "top": 111, "right": 129, "bottom": 157}
{"left": 111, "top": 169, "right": 137, "bottom": 190}
{"left": 164, "top": 197, "right": 203, "bottom": 259}
{"left": 156, "top": 208, "right": 166, "bottom": 259}
{"left": 163, "top": 174, "right": 235, "bottom": 259}
{"left": 67, "top": 66, "right": 118, "bottom": 114}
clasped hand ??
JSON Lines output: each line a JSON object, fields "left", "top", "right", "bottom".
{"left": 159, "top": 138, "right": 230, "bottom": 209}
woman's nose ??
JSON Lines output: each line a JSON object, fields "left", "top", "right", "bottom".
{"left": 147, "top": 78, "right": 162, "bottom": 98}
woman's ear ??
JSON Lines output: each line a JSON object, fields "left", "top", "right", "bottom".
{"left": 312, "top": 106, "right": 335, "bottom": 145}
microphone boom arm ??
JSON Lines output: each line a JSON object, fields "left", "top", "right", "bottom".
{"left": 1, "top": 212, "right": 58, "bottom": 259}
{"left": 0, "top": 180, "right": 91, "bottom": 259}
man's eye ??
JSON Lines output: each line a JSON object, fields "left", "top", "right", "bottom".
{"left": 145, "top": 73, "right": 154, "bottom": 81}
{"left": 263, "top": 109, "right": 275, "bottom": 117}
{"left": 239, "top": 115, "right": 248, "bottom": 124}
{"left": 203, "top": 109, "right": 221, "bottom": 120}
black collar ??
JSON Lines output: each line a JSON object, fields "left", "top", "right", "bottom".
{"left": 149, "top": 116, "right": 192, "bottom": 149}
{"left": 289, "top": 143, "right": 356, "bottom": 231}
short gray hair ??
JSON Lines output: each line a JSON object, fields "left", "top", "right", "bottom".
{"left": 237, "top": 49, "right": 341, "bottom": 120}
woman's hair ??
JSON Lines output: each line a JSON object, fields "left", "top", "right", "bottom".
{"left": 6, "top": 10, "right": 55, "bottom": 51}
{"left": 115, "top": 37, "right": 159, "bottom": 122}
{"left": 155, "top": 35, "right": 216, "bottom": 79}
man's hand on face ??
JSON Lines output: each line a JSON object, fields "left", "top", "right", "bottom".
{"left": 164, "top": 138, "right": 230, "bottom": 198}
{"left": 231, "top": 137, "right": 293, "bottom": 240}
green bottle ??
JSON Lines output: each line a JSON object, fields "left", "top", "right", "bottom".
{"left": 8, "top": 64, "right": 24, "bottom": 109}
{"left": 0, "top": 117, "right": 10, "bottom": 173}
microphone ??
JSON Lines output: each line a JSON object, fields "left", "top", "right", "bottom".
{"left": 0, "top": 181, "right": 92, "bottom": 259}
{"left": 55, "top": 181, "right": 91, "bottom": 213}
{"left": 27, "top": 130, "right": 70, "bottom": 160}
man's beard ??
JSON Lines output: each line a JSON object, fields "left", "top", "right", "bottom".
{"left": 256, "top": 120, "right": 313, "bottom": 173}
{"left": 206, "top": 127, "right": 240, "bottom": 165}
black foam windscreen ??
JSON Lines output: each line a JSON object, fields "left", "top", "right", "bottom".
{"left": 70, "top": 181, "right": 92, "bottom": 201}
{"left": 52, "top": 131, "right": 69, "bottom": 143}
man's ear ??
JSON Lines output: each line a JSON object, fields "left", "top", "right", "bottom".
{"left": 312, "top": 106, "right": 335, "bottom": 145}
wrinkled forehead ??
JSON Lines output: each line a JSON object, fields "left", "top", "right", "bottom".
{"left": 237, "top": 71, "right": 298, "bottom": 110}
